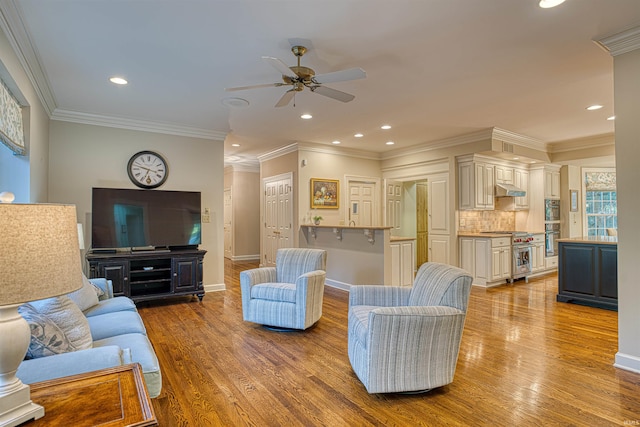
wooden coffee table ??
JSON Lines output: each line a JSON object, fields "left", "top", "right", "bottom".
{"left": 29, "top": 363, "right": 157, "bottom": 426}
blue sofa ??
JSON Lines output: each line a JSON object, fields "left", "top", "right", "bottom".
{"left": 16, "top": 278, "right": 161, "bottom": 398}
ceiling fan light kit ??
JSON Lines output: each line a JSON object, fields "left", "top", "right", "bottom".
{"left": 226, "top": 45, "right": 366, "bottom": 107}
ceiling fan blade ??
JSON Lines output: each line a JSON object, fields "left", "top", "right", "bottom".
{"left": 262, "top": 56, "right": 297, "bottom": 79}
{"left": 313, "top": 68, "right": 366, "bottom": 84}
{"left": 310, "top": 85, "right": 355, "bottom": 103}
{"left": 225, "top": 82, "right": 284, "bottom": 91}
{"left": 275, "top": 90, "right": 296, "bottom": 108}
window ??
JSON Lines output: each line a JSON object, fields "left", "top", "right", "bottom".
{"left": 585, "top": 191, "right": 617, "bottom": 237}
{"left": 583, "top": 169, "right": 616, "bottom": 237}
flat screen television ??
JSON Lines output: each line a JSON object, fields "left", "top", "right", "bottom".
{"left": 91, "top": 187, "right": 201, "bottom": 250}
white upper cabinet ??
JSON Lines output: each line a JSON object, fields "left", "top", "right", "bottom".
{"left": 544, "top": 167, "right": 561, "bottom": 199}
{"left": 458, "top": 158, "right": 494, "bottom": 210}
{"left": 495, "top": 166, "right": 514, "bottom": 185}
{"left": 513, "top": 168, "right": 529, "bottom": 209}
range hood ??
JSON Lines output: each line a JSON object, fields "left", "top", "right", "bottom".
{"left": 495, "top": 183, "right": 526, "bottom": 197}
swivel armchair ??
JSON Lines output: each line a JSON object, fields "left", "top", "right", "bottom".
{"left": 348, "top": 262, "right": 473, "bottom": 393}
{"left": 240, "top": 248, "right": 327, "bottom": 330}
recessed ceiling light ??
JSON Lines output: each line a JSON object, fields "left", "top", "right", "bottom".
{"left": 385, "top": 141, "right": 395, "bottom": 145}
{"left": 301, "top": 114, "right": 312, "bottom": 119}
{"left": 332, "top": 140, "right": 341, "bottom": 145}
{"left": 381, "top": 125, "right": 391, "bottom": 130}
{"left": 586, "top": 104, "right": 603, "bottom": 111}
{"left": 354, "top": 133, "right": 364, "bottom": 138}
{"left": 231, "top": 143, "right": 240, "bottom": 147}
{"left": 530, "top": 161, "right": 537, "bottom": 164}
{"left": 539, "top": 0, "right": 565, "bottom": 8}
{"left": 513, "top": 157, "right": 519, "bottom": 160}
{"left": 607, "top": 116, "right": 616, "bottom": 121}
{"left": 109, "top": 76, "right": 128, "bottom": 85}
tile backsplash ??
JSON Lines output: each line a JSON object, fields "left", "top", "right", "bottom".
{"left": 459, "top": 210, "right": 515, "bottom": 232}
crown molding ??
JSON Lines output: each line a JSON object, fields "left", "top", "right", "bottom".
{"left": 595, "top": 25, "right": 640, "bottom": 57}
{"left": 491, "top": 127, "right": 546, "bottom": 151}
{"left": 224, "top": 163, "right": 260, "bottom": 173}
{"left": 257, "top": 143, "right": 299, "bottom": 163}
{"left": 547, "top": 133, "right": 615, "bottom": 153}
{"left": 296, "top": 141, "right": 382, "bottom": 161}
{"left": 0, "top": 1, "right": 56, "bottom": 114}
{"left": 51, "top": 109, "right": 226, "bottom": 140}
{"left": 381, "top": 128, "right": 495, "bottom": 161}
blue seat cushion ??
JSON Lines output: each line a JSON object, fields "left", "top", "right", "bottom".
{"left": 83, "top": 296, "right": 137, "bottom": 317}
{"left": 88, "top": 311, "right": 147, "bottom": 341}
{"left": 251, "top": 282, "right": 296, "bottom": 303}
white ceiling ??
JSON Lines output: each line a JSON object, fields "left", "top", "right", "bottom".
{"left": 2, "top": 0, "right": 639, "bottom": 167}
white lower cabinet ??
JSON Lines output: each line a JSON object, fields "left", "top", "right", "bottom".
{"left": 459, "top": 236, "right": 511, "bottom": 287}
{"left": 390, "top": 239, "right": 416, "bottom": 287}
{"left": 530, "top": 234, "right": 545, "bottom": 273}
{"left": 428, "top": 235, "right": 450, "bottom": 265}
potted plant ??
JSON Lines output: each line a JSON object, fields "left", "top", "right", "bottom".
{"left": 313, "top": 215, "right": 323, "bottom": 225}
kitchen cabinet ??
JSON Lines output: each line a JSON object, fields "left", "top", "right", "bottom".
{"left": 389, "top": 238, "right": 415, "bottom": 287}
{"left": 495, "top": 166, "right": 514, "bottom": 185}
{"left": 429, "top": 235, "right": 450, "bottom": 265}
{"left": 530, "top": 233, "right": 546, "bottom": 273}
{"left": 459, "top": 236, "right": 511, "bottom": 287}
{"left": 513, "top": 168, "right": 529, "bottom": 209}
{"left": 491, "top": 238, "right": 512, "bottom": 282}
{"left": 544, "top": 168, "right": 561, "bottom": 199}
{"left": 458, "top": 159, "right": 494, "bottom": 210}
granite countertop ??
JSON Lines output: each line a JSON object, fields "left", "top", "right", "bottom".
{"left": 301, "top": 224, "right": 393, "bottom": 230}
{"left": 458, "top": 230, "right": 546, "bottom": 238}
{"left": 558, "top": 236, "right": 618, "bottom": 245}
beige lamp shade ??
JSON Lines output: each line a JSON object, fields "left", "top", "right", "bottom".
{"left": 0, "top": 204, "right": 83, "bottom": 305}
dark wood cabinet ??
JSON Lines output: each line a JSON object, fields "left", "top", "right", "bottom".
{"left": 557, "top": 240, "right": 617, "bottom": 310}
{"left": 87, "top": 249, "right": 206, "bottom": 303}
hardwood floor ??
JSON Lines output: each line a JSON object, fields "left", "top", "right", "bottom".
{"left": 136, "top": 259, "right": 640, "bottom": 426}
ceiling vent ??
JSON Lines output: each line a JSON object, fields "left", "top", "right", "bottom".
{"left": 502, "top": 142, "right": 514, "bottom": 153}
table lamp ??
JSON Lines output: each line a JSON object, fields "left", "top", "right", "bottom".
{"left": 0, "top": 202, "right": 83, "bottom": 426}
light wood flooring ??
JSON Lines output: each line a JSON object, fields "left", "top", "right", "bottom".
{"left": 136, "top": 259, "right": 640, "bottom": 426}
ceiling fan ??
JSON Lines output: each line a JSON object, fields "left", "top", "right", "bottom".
{"left": 225, "top": 45, "right": 366, "bottom": 107}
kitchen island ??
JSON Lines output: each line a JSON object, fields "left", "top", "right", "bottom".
{"left": 557, "top": 236, "right": 618, "bottom": 310}
{"left": 299, "top": 225, "right": 395, "bottom": 289}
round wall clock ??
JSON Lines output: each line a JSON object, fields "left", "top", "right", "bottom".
{"left": 127, "top": 150, "right": 168, "bottom": 189}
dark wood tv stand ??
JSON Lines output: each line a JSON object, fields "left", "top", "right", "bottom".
{"left": 87, "top": 248, "right": 206, "bottom": 303}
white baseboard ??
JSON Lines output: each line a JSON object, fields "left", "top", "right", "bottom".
{"left": 204, "top": 283, "right": 226, "bottom": 292}
{"left": 230, "top": 254, "right": 260, "bottom": 261}
{"left": 614, "top": 352, "right": 640, "bottom": 373}
{"left": 325, "top": 278, "right": 352, "bottom": 292}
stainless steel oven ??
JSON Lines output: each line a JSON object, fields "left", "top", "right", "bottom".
{"left": 511, "top": 233, "right": 533, "bottom": 283}
{"left": 545, "top": 199, "right": 561, "bottom": 222}
{"left": 545, "top": 223, "right": 560, "bottom": 256}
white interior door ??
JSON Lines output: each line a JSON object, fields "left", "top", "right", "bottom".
{"left": 223, "top": 188, "right": 232, "bottom": 259}
{"left": 384, "top": 179, "right": 402, "bottom": 232}
{"left": 348, "top": 180, "right": 377, "bottom": 226}
{"left": 263, "top": 173, "right": 293, "bottom": 266}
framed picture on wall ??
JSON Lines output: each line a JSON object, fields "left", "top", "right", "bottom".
{"left": 310, "top": 178, "right": 339, "bottom": 209}
{"left": 570, "top": 189, "right": 579, "bottom": 212}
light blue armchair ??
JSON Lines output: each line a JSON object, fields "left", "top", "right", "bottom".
{"left": 348, "top": 262, "right": 473, "bottom": 393}
{"left": 240, "top": 248, "right": 327, "bottom": 330}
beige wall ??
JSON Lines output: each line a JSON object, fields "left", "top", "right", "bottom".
{"left": 612, "top": 40, "right": 640, "bottom": 372}
{"left": 298, "top": 146, "right": 382, "bottom": 226}
{"left": 48, "top": 121, "right": 225, "bottom": 288}
{"left": 231, "top": 169, "right": 260, "bottom": 259}
{"left": 0, "top": 28, "right": 50, "bottom": 202}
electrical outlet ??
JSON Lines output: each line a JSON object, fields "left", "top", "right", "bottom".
{"left": 204, "top": 207, "right": 210, "bottom": 215}
{"left": 460, "top": 218, "right": 466, "bottom": 226}
{"left": 202, "top": 214, "right": 211, "bottom": 223}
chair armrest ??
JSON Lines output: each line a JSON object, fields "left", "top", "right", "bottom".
{"left": 240, "top": 267, "right": 277, "bottom": 288}
{"left": 349, "top": 285, "right": 411, "bottom": 308}
{"left": 295, "top": 270, "right": 326, "bottom": 301}
{"left": 16, "top": 345, "right": 130, "bottom": 385}
{"left": 88, "top": 278, "right": 114, "bottom": 300}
